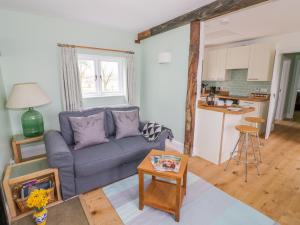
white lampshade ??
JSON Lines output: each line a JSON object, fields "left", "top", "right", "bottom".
{"left": 6, "top": 83, "right": 51, "bottom": 109}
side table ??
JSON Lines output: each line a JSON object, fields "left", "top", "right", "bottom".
{"left": 137, "top": 149, "right": 189, "bottom": 222}
{"left": 11, "top": 134, "right": 46, "bottom": 163}
{"left": 2, "top": 157, "right": 62, "bottom": 221}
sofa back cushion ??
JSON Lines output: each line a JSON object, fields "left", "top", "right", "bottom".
{"left": 59, "top": 108, "right": 106, "bottom": 145}
{"left": 59, "top": 106, "right": 139, "bottom": 145}
{"left": 112, "top": 109, "right": 140, "bottom": 139}
{"left": 69, "top": 112, "right": 109, "bottom": 150}
{"left": 105, "top": 106, "right": 140, "bottom": 137}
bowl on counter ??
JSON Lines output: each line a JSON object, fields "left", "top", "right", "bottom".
{"left": 225, "top": 100, "right": 233, "bottom": 107}
{"left": 216, "top": 100, "right": 225, "bottom": 106}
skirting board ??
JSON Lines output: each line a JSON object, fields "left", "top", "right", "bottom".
{"left": 165, "top": 139, "right": 201, "bottom": 155}
{"left": 165, "top": 139, "right": 184, "bottom": 153}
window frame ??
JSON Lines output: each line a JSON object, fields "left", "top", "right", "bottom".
{"left": 78, "top": 54, "right": 126, "bottom": 99}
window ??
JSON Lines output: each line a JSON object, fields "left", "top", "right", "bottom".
{"left": 78, "top": 54, "right": 126, "bottom": 98}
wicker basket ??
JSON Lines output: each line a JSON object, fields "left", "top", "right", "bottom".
{"left": 15, "top": 187, "right": 55, "bottom": 213}
{"left": 14, "top": 176, "right": 56, "bottom": 213}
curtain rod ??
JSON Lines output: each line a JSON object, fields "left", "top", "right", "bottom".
{"left": 57, "top": 43, "right": 134, "bottom": 55}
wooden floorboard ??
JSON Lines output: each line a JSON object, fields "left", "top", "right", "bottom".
{"left": 189, "top": 120, "right": 300, "bottom": 225}
{"left": 81, "top": 120, "right": 300, "bottom": 225}
{"left": 79, "top": 189, "right": 123, "bottom": 225}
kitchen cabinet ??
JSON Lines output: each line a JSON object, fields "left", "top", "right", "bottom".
{"left": 203, "top": 43, "right": 275, "bottom": 82}
{"left": 203, "top": 48, "right": 229, "bottom": 81}
{"left": 239, "top": 100, "right": 269, "bottom": 134}
{"left": 226, "top": 45, "right": 250, "bottom": 69}
{"left": 247, "top": 43, "right": 275, "bottom": 81}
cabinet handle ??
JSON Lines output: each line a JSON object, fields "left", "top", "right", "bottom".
{"left": 248, "top": 78, "right": 259, "bottom": 81}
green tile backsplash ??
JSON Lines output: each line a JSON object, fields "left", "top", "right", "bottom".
{"left": 204, "top": 69, "right": 271, "bottom": 96}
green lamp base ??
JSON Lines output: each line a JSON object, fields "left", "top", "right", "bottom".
{"left": 21, "top": 107, "right": 44, "bottom": 137}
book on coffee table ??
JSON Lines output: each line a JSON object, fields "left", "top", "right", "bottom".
{"left": 150, "top": 155, "right": 181, "bottom": 172}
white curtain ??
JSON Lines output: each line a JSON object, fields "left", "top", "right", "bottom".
{"left": 59, "top": 46, "right": 82, "bottom": 111}
{"left": 126, "top": 54, "right": 138, "bottom": 106}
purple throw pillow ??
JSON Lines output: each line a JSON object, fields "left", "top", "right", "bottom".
{"left": 112, "top": 110, "right": 140, "bottom": 139}
{"left": 69, "top": 112, "right": 108, "bottom": 150}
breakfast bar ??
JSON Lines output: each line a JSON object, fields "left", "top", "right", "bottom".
{"left": 195, "top": 101, "right": 255, "bottom": 165}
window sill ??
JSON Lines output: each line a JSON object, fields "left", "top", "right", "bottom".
{"left": 82, "top": 95, "right": 126, "bottom": 99}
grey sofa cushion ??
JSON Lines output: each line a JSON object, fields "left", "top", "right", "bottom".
{"left": 69, "top": 112, "right": 108, "bottom": 150}
{"left": 72, "top": 140, "right": 124, "bottom": 177}
{"left": 59, "top": 108, "right": 106, "bottom": 145}
{"left": 112, "top": 109, "right": 140, "bottom": 139}
{"left": 105, "top": 106, "right": 139, "bottom": 136}
{"left": 112, "top": 135, "right": 161, "bottom": 163}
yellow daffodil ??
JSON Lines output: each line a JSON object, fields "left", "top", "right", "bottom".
{"left": 27, "top": 189, "right": 50, "bottom": 210}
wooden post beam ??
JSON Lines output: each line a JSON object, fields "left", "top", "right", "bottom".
{"left": 184, "top": 20, "right": 200, "bottom": 155}
{"left": 135, "top": 0, "right": 269, "bottom": 42}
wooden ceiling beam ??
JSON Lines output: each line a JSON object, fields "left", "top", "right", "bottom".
{"left": 135, "top": 0, "right": 269, "bottom": 43}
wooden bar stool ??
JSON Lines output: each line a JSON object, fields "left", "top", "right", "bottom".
{"left": 224, "top": 125, "right": 260, "bottom": 182}
{"left": 245, "top": 117, "right": 265, "bottom": 162}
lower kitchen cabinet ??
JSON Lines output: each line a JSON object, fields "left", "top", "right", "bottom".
{"left": 239, "top": 100, "right": 269, "bottom": 134}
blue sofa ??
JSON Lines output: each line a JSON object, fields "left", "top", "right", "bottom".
{"left": 44, "top": 106, "right": 169, "bottom": 200}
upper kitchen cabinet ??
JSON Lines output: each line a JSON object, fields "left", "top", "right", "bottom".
{"left": 203, "top": 48, "right": 229, "bottom": 81}
{"left": 247, "top": 43, "right": 275, "bottom": 81}
{"left": 226, "top": 45, "right": 250, "bottom": 69}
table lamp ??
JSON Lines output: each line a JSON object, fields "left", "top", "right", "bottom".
{"left": 6, "top": 83, "right": 51, "bottom": 137}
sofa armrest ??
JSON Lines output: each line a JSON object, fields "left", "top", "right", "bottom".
{"left": 44, "top": 130, "right": 73, "bottom": 168}
{"left": 157, "top": 129, "right": 169, "bottom": 149}
{"left": 44, "top": 130, "right": 76, "bottom": 200}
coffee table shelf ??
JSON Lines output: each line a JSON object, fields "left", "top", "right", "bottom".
{"left": 144, "top": 179, "right": 185, "bottom": 214}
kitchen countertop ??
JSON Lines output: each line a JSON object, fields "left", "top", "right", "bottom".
{"left": 201, "top": 94, "right": 270, "bottom": 102}
{"left": 198, "top": 101, "right": 255, "bottom": 115}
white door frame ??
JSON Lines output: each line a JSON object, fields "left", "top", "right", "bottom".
{"left": 275, "top": 57, "right": 291, "bottom": 120}
{"left": 265, "top": 47, "right": 300, "bottom": 139}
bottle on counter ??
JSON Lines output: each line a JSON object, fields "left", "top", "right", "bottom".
{"left": 206, "top": 91, "right": 215, "bottom": 106}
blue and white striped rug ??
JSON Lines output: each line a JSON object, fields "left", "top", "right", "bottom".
{"left": 103, "top": 172, "right": 279, "bottom": 225}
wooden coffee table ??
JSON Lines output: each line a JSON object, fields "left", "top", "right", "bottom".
{"left": 137, "top": 149, "right": 189, "bottom": 222}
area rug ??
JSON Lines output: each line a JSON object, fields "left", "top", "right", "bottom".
{"left": 103, "top": 172, "right": 279, "bottom": 225}
{"left": 12, "top": 197, "right": 89, "bottom": 225}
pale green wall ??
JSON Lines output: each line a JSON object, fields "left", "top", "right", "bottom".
{"left": 0, "top": 65, "right": 12, "bottom": 176}
{"left": 0, "top": 9, "right": 140, "bottom": 134}
{"left": 140, "top": 25, "right": 190, "bottom": 143}
{"left": 0, "top": 9, "right": 189, "bottom": 145}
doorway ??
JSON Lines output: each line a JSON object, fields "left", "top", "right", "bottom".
{"left": 266, "top": 52, "right": 300, "bottom": 139}
{"left": 275, "top": 53, "right": 300, "bottom": 122}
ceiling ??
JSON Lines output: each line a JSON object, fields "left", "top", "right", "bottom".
{"left": 0, "top": 0, "right": 299, "bottom": 45}
{"left": 0, "top": 0, "right": 215, "bottom": 32}
{"left": 205, "top": 0, "right": 300, "bottom": 45}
